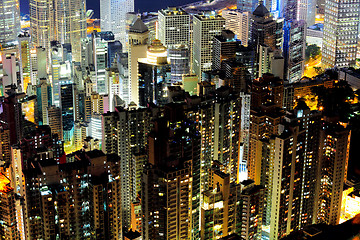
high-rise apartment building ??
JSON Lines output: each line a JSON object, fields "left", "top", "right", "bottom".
{"left": 158, "top": 7, "right": 190, "bottom": 49}
{"left": 193, "top": 13, "right": 225, "bottom": 79}
{"left": 240, "top": 179, "right": 265, "bottom": 240}
{"left": 102, "top": 106, "right": 150, "bottom": 229}
{"left": 316, "top": 121, "right": 351, "bottom": 225}
{"left": 47, "top": 106, "right": 63, "bottom": 139}
{"left": 222, "top": 10, "right": 250, "bottom": 47}
{"left": 23, "top": 150, "right": 122, "bottom": 239}
{"left": 0, "top": 173, "right": 19, "bottom": 239}
{"left": 100, "top": 0, "right": 134, "bottom": 49}
{"left": 201, "top": 167, "right": 242, "bottom": 239}
{"left": 322, "top": 0, "right": 360, "bottom": 68}
{"left": 261, "top": 104, "right": 322, "bottom": 239}
{"left": 142, "top": 106, "right": 201, "bottom": 240}
{"left": 0, "top": 0, "right": 20, "bottom": 45}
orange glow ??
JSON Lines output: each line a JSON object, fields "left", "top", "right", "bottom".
{"left": 0, "top": 173, "right": 13, "bottom": 193}
{"left": 304, "top": 55, "right": 322, "bottom": 78}
{"left": 218, "top": 5, "right": 237, "bottom": 15}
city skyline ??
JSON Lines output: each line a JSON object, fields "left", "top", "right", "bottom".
{"left": 0, "top": 0, "right": 360, "bottom": 239}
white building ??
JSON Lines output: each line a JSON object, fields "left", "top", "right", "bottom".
{"left": 222, "top": 9, "right": 249, "bottom": 47}
{"left": 192, "top": 13, "right": 225, "bottom": 79}
{"left": 0, "top": 0, "right": 20, "bottom": 44}
{"left": 322, "top": 0, "right": 360, "bottom": 68}
{"left": 158, "top": 7, "right": 190, "bottom": 49}
{"left": 100, "top": 0, "right": 134, "bottom": 50}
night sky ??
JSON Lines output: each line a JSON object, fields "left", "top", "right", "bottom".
{"left": 20, "top": 0, "right": 197, "bottom": 18}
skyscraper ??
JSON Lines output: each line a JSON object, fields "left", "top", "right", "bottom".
{"left": 0, "top": 0, "right": 20, "bottom": 45}
{"left": 316, "top": 121, "right": 351, "bottom": 225}
{"left": 142, "top": 106, "right": 201, "bottom": 240}
{"left": 283, "top": 20, "right": 306, "bottom": 82}
{"left": 138, "top": 39, "right": 170, "bottom": 107}
{"left": 193, "top": 13, "right": 225, "bottom": 79}
{"left": 222, "top": 10, "right": 250, "bottom": 47}
{"left": 322, "top": 0, "right": 360, "bottom": 68}
{"left": 250, "top": 4, "right": 283, "bottom": 51}
{"left": 158, "top": 7, "right": 190, "bottom": 49}
{"left": 0, "top": 173, "right": 19, "bottom": 239}
{"left": 100, "top": 0, "right": 134, "bottom": 49}
{"left": 128, "top": 18, "right": 149, "bottom": 105}
{"left": 30, "top": 0, "right": 86, "bottom": 61}
{"left": 102, "top": 106, "right": 150, "bottom": 229}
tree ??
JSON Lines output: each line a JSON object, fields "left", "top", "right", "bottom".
{"left": 305, "top": 44, "right": 321, "bottom": 62}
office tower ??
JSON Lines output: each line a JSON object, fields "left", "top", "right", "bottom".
{"left": 114, "top": 53, "right": 131, "bottom": 104}
{"left": 1, "top": 53, "right": 18, "bottom": 88}
{"left": 240, "top": 180, "right": 265, "bottom": 240}
{"left": 193, "top": 13, "right": 225, "bottom": 79}
{"left": 283, "top": 20, "right": 306, "bottom": 82}
{"left": 35, "top": 47, "right": 48, "bottom": 80}
{"left": 316, "top": 121, "right": 351, "bottom": 225}
{"left": 142, "top": 106, "right": 201, "bottom": 240}
{"left": 212, "top": 30, "right": 237, "bottom": 71}
{"left": 168, "top": 45, "right": 190, "bottom": 82}
{"left": 102, "top": 106, "right": 150, "bottom": 229}
{"left": 201, "top": 167, "right": 242, "bottom": 240}
{"left": 250, "top": 4, "right": 283, "bottom": 51}
{"left": 257, "top": 45, "right": 284, "bottom": 78}
{"left": 138, "top": 39, "right": 170, "bottom": 107}
{"left": 128, "top": 18, "right": 149, "bottom": 105}
{"left": 222, "top": 10, "right": 250, "bottom": 47}
{"left": 30, "top": 0, "right": 86, "bottom": 61}
{"left": 30, "top": 0, "right": 52, "bottom": 48}
{"left": 55, "top": 0, "right": 86, "bottom": 62}
{"left": 24, "top": 150, "right": 122, "bottom": 239}
{"left": 0, "top": 0, "right": 20, "bottom": 45}
{"left": 50, "top": 42, "right": 73, "bottom": 107}
{"left": 108, "top": 40, "right": 123, "bottom": 68}
{"left": 19, "top": 32, "right": 33, "bottom": 92}
{"left": 158, "top": 7, "right": 190, "bottom": 49}
{"left": 237, "top": 0, "right": 259, "bottom": 12}
{"left": 60, "top": 84, "right": 75, "bottom": 143}
{"left": 100, "top": 0, "right": 134, "bottom": 49}
{"left": 92, "top": 32, "right": 109, "bottom": 95}
{"left": 0, "top": 173, "right": 19, "bottom": 239}
{"left": 36, "top": 78, "right": 52, "bottom": 125}
{"left": 322, "top": 0, "right": 359, "bottom": 68}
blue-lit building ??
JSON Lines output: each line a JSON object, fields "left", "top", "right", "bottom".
{"left": 108, "top": 40, "right": 122, "bottom": 68}
{"left": 60, "top": 84, "right": 75, "bottom": 142}
{"left": 237, "top": 0, "right": 260, "bottom": 13}
{"left": 283, "top": 20, "right": 306, "bottom": 82}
